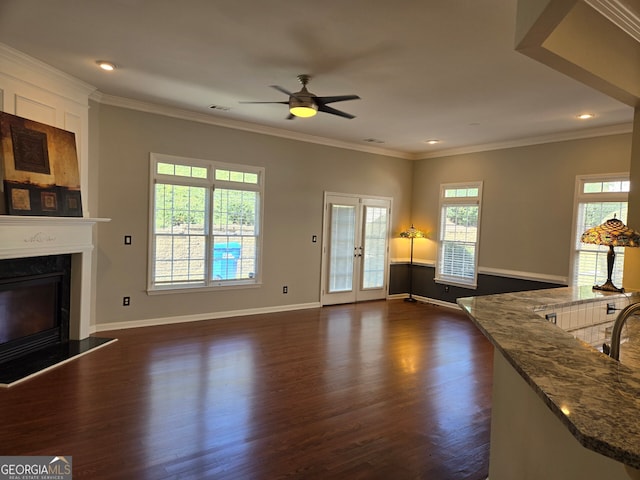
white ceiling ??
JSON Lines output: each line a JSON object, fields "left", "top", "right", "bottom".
{"left": 0, "top": 0, "right": 634, "bottom": 158}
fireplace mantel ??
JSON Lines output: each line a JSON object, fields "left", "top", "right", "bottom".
{"left": 0, "top": 215, "right": 110, "bottom": 339}
{"left": 0, "top": 215, "right": 109, "bottom": 258}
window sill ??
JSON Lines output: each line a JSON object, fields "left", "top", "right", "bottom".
{"left": 434, "top": 276, "right": 477, "bottom": 290}
{"left": 147, "top": 281, "right": 262, "bottom": 295}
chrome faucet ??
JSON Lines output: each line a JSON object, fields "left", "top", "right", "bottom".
{"left": 608, "top": 302, "right": 640, "bottom": 361}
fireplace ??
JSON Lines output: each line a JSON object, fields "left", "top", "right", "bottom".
{"left": 0, "top": 215, "right": 108, "bottom": 338}
{"left": 0, "top": 216, "right": 112, "bottom": 386}
{"left": 0, "top": 255, "right": 71, "bottom": 363}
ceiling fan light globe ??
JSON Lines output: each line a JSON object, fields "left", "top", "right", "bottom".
{"left": 290, "top": 104, "right": 318, "bottom": 118}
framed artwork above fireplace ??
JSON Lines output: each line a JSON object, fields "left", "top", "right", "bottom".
{"left": 0, "top": 111, "right": 83, "bottom": 217}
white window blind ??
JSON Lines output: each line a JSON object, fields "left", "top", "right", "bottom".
{"left": 362, "top": 206, "right": 388, "bottom": 289}
{"left": 435, "top": 182, "right": 483, "bottom": 288}
{"left": 329, "top": 204, "right": 356, "bottom": 293}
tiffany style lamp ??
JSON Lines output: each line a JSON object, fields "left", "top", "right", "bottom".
{"left": 581, "top": 216, "right": 640, "bottom": 292}
{"left": 400, "top": 224, "right": 426, "bottom": 302}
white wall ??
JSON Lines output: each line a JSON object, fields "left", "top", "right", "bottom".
{"left": 0, "top": 44, "right": 95, "bottom": 215}
{"left": 0, "top": 43, "right": 104, "bottom": 335}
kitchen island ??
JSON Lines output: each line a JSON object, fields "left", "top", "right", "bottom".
{"left": 458, "top": 287, "right": 640, "bottom": 480}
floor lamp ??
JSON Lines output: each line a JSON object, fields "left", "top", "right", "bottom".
{"left": 580, "top": 216, "right": 640, "bottom": 292}
{"left": 400, "top": 224, "right": 425, "bottom": 302}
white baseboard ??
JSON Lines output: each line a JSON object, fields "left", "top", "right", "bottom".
{"left": 93, "top": 302, "right": 321, "bottom": 333}
{"left": 93, "top": 295, "right": 462, "bottom": 334}
{"left": 386, "top": 293, "right": 407, "bottom": 300}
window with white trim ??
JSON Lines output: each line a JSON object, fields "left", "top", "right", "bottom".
{"left": 573, "top": 174, "right": 629, "bottom": 287}
{"left": 149, "top": 153, "right": 263, "bottom": 291}
{"left": 435, "top": 182, "right": 483, "bottom": 288}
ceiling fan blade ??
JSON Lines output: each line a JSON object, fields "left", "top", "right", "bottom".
{"left": 243, "top": 78, "right": 359, "bottom": 120}
{"left": 271, "top": 85, "right": 310, "bottom": 103}
{"left": 270, "top": 85, "right": 295, "bottom": 96}
{"left": 317, "top": 104, "right": 356, "bottom": 119}
{"left": 239, "top": 101, "right": 289, "bottom": 104}
{"left": 315, "top": 94, "right": 360, "bottom": 105}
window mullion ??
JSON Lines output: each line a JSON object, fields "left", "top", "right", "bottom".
{"left": 205, "top": 186, "right": 214, "bottom": 285}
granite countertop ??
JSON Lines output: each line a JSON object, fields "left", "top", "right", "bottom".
{"left": 458, "top": 286, "right": 640, "bottom": 469}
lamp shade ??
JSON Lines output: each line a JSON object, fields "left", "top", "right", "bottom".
{"left": 580, "top": 216, "right": 640, "bottom": 292}
{"left": 290, "top": 104, "right": 318, "bottom": 118}
{"left": 581, "top": 217, "right": 640, "bottom": 247}
{"left": 400, "top": 224, "right": 426, "bottom": 239}
{"left": 289, "top": 91, "right": 318, "bottom": 118}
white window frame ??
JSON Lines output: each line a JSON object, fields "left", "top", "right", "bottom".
{"left": 148, "top": 153, "right": 264, "bottom": 294}
{"left": 570, "top": 173, "right": 629, "bottom": 288}
{"left": 435, "top": 181, "right": 483, "bottom": 289}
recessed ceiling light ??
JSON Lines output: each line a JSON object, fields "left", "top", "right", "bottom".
{"left": 209, "top": 105, "right": 231, "bottom": 111}
{"left": 577, "top": 113, "right": 594, "bottom": 119}
{"left": 96, "top": 61, "right": 115, "bottom": 71}
{"left": 425, "top": 139, "right": 440, "bottom": 145}
{"left": 363, "top": 138, "right": 385, "bottom": 144}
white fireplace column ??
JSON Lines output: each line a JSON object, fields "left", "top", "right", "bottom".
{"left": 0, "top": 216, "right": 109, "bottom": 340}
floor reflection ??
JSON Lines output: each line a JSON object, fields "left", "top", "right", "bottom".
{"left": 0, "top": 300, "right": 492, "bottom": 479}
{"left": 145, "top": 337, "right": 255, "bottom": 470}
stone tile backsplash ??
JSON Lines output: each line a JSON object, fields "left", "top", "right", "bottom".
{"left": 534, "top": 296, "right": 634, "bottom": 348}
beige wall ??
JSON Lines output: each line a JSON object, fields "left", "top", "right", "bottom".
{"left": 91, "top": 101, "right": 633, "bottom": 326}
{"left": 92, "top": 103, "right": 413, "bottom": 326}
{"left": 410, "top": 134, "right": 632, "bottom": 279}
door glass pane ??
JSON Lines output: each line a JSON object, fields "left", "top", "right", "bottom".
{"left": 329, "top": 204, "right": 355, "bottom": 293}
{"left": 362, "top": 206, "right": 387, "bottom": 289}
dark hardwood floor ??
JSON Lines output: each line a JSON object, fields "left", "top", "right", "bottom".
{"left": 0, "top": 299, "right": 493, "bottom": 480}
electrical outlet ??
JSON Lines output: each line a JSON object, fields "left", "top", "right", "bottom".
{"left": 283, "top": 286, "right": 288, "bottom": 294}
{"left": 123, "top": 296, "right": 130, "bottom": 306}
{"left": 444, "top": 285, "right": 450, "bottom": 293}
{"left": 607, "top": 303, "right": 617, "bottom": 314}
{"left": 545, "top": 313, "right": 557, "bottom": 324}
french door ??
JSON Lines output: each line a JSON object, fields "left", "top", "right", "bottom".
{"left": 321, "top": 193, "right": 391, "bottom": 305}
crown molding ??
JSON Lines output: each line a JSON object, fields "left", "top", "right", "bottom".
{"left": 0, "top": 43, "right": 96, "bottom": 105}
{"left": 584, "top": 0, "right": 640, "bottom": 43}
{"left": 90, "top": 91, "right": 413, "bottom": 160}
{"left": 90, "top": 90, "right": 634, "bottom": 162}
{"left": 414, "top": 122, "right": 634, "bottom": 159}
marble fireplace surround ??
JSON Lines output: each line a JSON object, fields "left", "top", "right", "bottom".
{"left": 0, "top": 215, "right": 109, "bottom": 340}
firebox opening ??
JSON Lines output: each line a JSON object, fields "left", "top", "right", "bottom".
{"left": 0, "top": 255, "right": 71, "bottom": 365}
{"left": 0, "top": 273, "right": 65, "bottom": 363}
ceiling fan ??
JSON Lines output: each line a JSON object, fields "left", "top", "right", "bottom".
{"left": 240, "top": 74, "right": 360, "bottom": 119}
